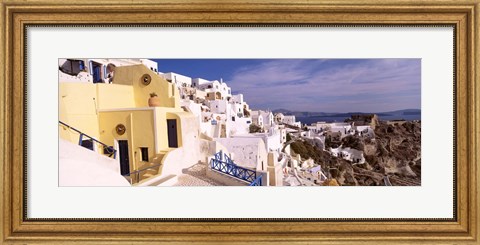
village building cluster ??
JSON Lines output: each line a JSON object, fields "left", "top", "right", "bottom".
{"left": 58, "top": 59, "right": 376, "bottom": 187}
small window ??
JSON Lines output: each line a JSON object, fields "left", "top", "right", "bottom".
{"left": 232, "top": 117, "right": 235, "bottom": 121}
{"left": 60, "top": 59, "right": 85, "bottom": 76}
{"left": 103, "top": 145, "right": 115, "bottom": 155}
{"left": 81, "top": 139, "right": 94, "bottom": 151}
{"left": 208, "top": 85, "right": 212, "bottom": 88}
{"left": 140, "top": 147, "right": 149, "bottom": 162}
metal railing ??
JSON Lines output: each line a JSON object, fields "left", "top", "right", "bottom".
{"left": 249, "top": 175, "right": 263, "bottom": 186}
{"left": 123, "top": 163, "right": 162, "bottom": 184}
{"left": 59, "top": 121, "right": 117, "bottom": 159}
{"left": 210, "top": 151, "right": 262, "bottom": 186}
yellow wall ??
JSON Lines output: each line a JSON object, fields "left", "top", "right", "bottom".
{"left": 59, "top": 82, "right": 136, "bottom": 144}
{"left": 113, "top": 64, "right": 180, "bottom": 108}
{"left": 98, "top": 107, "right": 188, "bottom": 173}
{"left": 98, "top": 109, "right": 157, "bottom": 172}
{"left": 153, "top": 107, "right": 185, "bottom": 151}
{"left": 59, "top": 64, "right": 190, "bottom": 177}
{"left": 59, "top": 83, "right": 100, "bottom": 143}
{"left": 96, "top": 84, "right": 135, "bottom": 110}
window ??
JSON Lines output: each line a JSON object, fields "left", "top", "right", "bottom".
{"left": 81, "top": 139, "right": 94, "bottom": 151}
{"left": 90, "top": 61, "right": 104, "bottom": 83}
{"left": 59, "top": 59, "right": 86, "bottom": 76}
{"left": 208, "top": 85, "right": 212, "bottom": 89}
{"left": 232, "top": 117, "right": 235, "bottom": 121}
{"left": 140, "top": 147, "right": 149, "bottom": 162}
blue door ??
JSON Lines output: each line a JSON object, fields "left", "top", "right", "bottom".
{"left": 93, "top": 65, "right": 102, "bottom": 83}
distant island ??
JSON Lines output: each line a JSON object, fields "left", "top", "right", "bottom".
{"left": 272, "top": 109, "right": 421, "bottom": 124}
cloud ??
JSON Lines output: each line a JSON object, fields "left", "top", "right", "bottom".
{"left": 228, "top": 59, "right": 421, "bottom": 112}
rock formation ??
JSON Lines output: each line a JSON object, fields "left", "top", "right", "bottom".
{"left": 290, "top": 119, "right": 421, "bottom": 186}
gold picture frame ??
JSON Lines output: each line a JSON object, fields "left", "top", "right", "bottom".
{"left": 1, "top": 0, "right": 479, "bottom": 244}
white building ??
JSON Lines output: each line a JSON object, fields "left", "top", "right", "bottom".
{"left": 231, "top": 102, "right": 245, "bottom": 118}
{"left": 278, "top": 115, "right": 301, "bottom": 128}
{"left": 209, "top": 99, "right": 229, "bottom": 114}
{"left": 303, "top": 134, "right": 326, "bottom": 151}
{"left": 233, "top": 126, "right": 286, "bottom": 153}
{"left": 231, "top": 94, "right": 244, "bottom": 104}
{"left": 251, "top": 110, "right": 274, "bottom": 130}
{"left": 330, "top": 147, "right": 365, "bottom": 164}
{"left": 251, "top": 111, "right": 265, "bottom": 128}
{"left": 197, "top": 79, "right": 232, "bottom": 100}
{"left": 274, "top": 113, "right": 284, "bottom": 123}
{"left": 161, "top": 72, "right": 193, "bottom": 88}
{"left": 214, "top": 137, "right": 268, "bottom": 171}
{"left": 191, "top": 77, "right": 211, "bottom": 88}
{"left": 283, "top": 115, "right": 296, "bottom": 125}
{"left": 59, "top": 58, "right": 158, "bottom": 84}
{"left": 355, "top": 125, "right": 375, "bottom": 138}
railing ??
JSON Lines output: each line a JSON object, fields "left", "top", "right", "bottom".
{"left": 249, "top": 175, "right": 263, "bottom": 186}
{"left": 123, "top": 163, "right": 161, "bottom": 184}
{"left": 210, "top": 151, "right": 262, "bottom": 186}
{"left": 59, "top": 121, "right": 116, "bottom": 159}
{"left": 223, "top": 152, "right": 235, "bottom": 165}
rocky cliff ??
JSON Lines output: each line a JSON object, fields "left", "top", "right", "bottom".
{"left": 290, "top": 120, "right": 421, "bottom": 186}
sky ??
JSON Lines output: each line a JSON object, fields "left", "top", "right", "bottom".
{"left": 153, "top": 59, "right": 421, "bottom": 113}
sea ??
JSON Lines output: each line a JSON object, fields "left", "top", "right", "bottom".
{"left": 296, "top": 114, "right": 421, "bottom": 125}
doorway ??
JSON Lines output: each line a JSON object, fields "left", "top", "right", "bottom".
{"left": 90, "top": 61, "right": 103, "bottom": 83}
{"left": 167, "top": 119, "right": 178, "bottom": 148}
{"left": 118, "top": 140, "right": 130, "bottom": 175}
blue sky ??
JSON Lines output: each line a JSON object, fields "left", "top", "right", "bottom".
{"left": 153, "top": 59, "right": 421, "bottom": 113}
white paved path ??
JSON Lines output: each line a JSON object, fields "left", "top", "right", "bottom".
{"left": 172, "top": 163, "right": 223, "bottom": 186}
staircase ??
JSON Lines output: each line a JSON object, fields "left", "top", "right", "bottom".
{"left": 59, "top": 121, "right": 116, "bottom": 159}
{"left": 125, "top": 149, "right": 176, "bottom": 185}
{"left": 125, "top": 162, "right": 162, "bottom": 185}
{"left": 141, "top": 168, "right": 158, "bottom": 179}
{"left": 210, "top": 151, "right": 263, "bottom": 186}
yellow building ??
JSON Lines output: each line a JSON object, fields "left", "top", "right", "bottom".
{"left": 59, "top": 64, "right": 196, "bottom": 184}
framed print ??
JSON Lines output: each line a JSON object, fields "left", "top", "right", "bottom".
{"left": 1, "top": 0, "right": 479, "bottom": 244}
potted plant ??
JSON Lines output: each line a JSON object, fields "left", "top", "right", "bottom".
{"left": 148, "top": 92, "right": 161, "bottom": 107}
